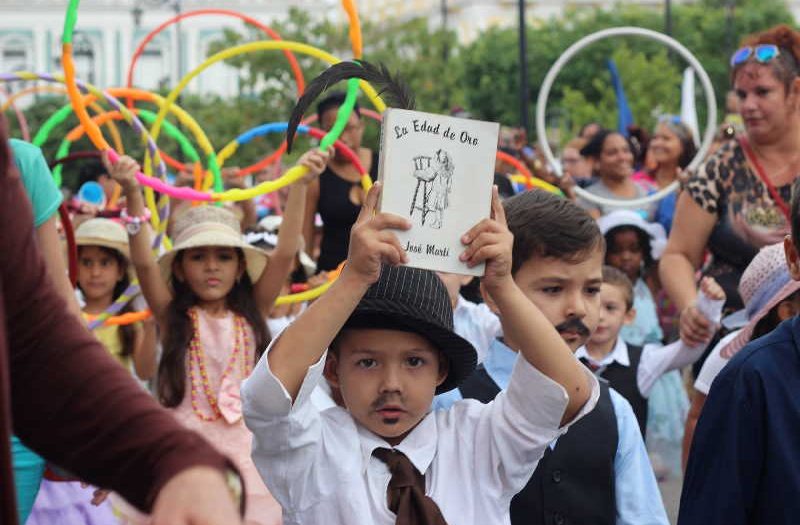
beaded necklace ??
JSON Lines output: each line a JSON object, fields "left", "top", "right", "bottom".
{"left": 187, "top": 307, "right": 251, "bottom": 422}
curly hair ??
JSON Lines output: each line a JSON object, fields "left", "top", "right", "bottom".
{"left": 734, "top": 24, "right": 800, "bottom": 91}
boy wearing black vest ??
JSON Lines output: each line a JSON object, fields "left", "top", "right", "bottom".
{"left": 436, "top": 191, "right": 669, "bottom": 525}
{"left": 242, "top": 185, "right": 599, "bottom": 525}
{"left": 578, "top": 266, "right": 725, "bottom": 435}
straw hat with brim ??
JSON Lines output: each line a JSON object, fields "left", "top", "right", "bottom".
{"left": 597, "top": 209, "right": 667, "bottom": 260}
{"left": 722, "top": 243, "right": 800, "bottom": 358}
{"left": 158, "top": 206, "right": 268, "bottom": 286}
{"left": 340, "top": 264, "right": 477, "bottom": 394}
{"left": 75, "top": 218, "right": 130, "bottom": 259}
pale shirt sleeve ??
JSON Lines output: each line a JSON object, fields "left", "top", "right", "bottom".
{"left": 241, "top": 338, "right": 327, "bottom": 508}
{"left": 451, "top": 356, "right": 599, "bottom": 499}
{"left": 694, "top": 330, "right": 742, "bottom": 395}
{"left": 638, "top": 291, "right": 724, "bottom": 397}
{"left": 453, "top": 298, "right": 501, "bottom": 364}
{"left": 610, "top": 389, "right": 670, "bottom": 525}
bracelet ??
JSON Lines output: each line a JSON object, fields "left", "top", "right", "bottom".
{"left": 120, "top": 207, "right": 152, "bottom": 236}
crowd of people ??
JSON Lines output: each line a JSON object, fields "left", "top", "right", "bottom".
{"left": 3, "top": 21, "right": 800, "bottom": 525}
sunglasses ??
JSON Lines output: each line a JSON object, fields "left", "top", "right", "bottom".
{"left": 730, "top": 45, "right": 780, "bottom": 67}
{"left": 658, "top": 115, "right": 683, "bottom": 125}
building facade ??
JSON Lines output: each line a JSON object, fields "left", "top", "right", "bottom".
{"left": 1, "top": 0, "right": 799, "bottom": 100}
{"left": 0, "top": 0, "right": 333, "bottom": 101}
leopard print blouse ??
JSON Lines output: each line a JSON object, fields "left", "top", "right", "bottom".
{"left": 684, "top": 138, "right": 792, "bottom": 306}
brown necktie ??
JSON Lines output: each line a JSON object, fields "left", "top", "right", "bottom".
{"left": 373, "top": 448, "right": 449, "bottom": 525}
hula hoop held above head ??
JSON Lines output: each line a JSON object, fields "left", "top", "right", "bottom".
{"left": 535, "top": 26, "right": 717, "bottom": 209}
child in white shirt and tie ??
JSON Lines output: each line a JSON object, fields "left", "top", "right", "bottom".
{"left": 242, "top": 184, "right": 598, "bottom": 525}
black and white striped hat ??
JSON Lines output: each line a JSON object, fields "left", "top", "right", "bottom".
{"left": 343, "top": 264, "right": 477, "bottom": 393}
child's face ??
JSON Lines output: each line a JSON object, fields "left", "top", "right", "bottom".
{"left": 324, "top": 329, "right": 447, "bottom": 445}
{"left": 606, "top": 229, "right": 643, "bottom": 282}
{"left": 78, "top": 246, "right": 124, "bottom": 301}
{"left": 512, "top": 247, "right": 604, "bottom": 351}
{"left": 175, "top": 246, "right": 245, "bottom": 304}
{"left": 589, "top": 283, "right": 635, "bottom": 348}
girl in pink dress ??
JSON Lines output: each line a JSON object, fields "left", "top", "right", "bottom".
{"left": 106, "top": 148, "right": 330, "bottom": 525}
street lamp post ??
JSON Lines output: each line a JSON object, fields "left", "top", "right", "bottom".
{"left": 725, "top": 0, "right": 736, "bottom": 56}
{"left": 518, "top": 0, "right": 530, "bottom": 135}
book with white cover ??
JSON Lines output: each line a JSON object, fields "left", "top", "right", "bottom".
{"left": 377, "top": 108, "right": 499, "bottom": 276}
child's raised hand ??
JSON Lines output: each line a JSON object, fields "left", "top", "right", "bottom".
{"left": 460, "top": 186, "right": 513, "bottom": 290}
{"left": 344, "top": 182, "right": 410, "bottom": 285}
{"left": 102, "top": 151, "right": 140, "bottom": 191}
{"left": 699, "top": 276, "right": 725, "bottom": 302}
{"left": 297, "top": 147, "right": 333, "bottom": 184}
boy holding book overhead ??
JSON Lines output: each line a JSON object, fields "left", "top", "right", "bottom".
{"left": 242, "top": 182, "right": 598, "bottom": 525}
{"left": 435, "top": 190, "right": 669, "bottom": 525}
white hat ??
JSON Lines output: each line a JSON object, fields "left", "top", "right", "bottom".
{"left": 597, "top": 210, "right": 667, "bottom": 260}
{"left": 252, "top": 214, "right": 317, "bottom": 278}
{"left": 158, "top": 206, "right": 268, "bottom": 285}
{"left": 75, "top": 218, "right": 130, "bottom": 259}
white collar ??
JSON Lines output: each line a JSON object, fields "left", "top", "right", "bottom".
{"left": 356, "top": 411, "right": 438, "bottom": 476}
{"left": 576, "top": 337, "right": 630, "bottom": 368}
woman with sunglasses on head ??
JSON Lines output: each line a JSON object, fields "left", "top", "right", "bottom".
{"left": 661, "top": 25, "right": 800, "bottom": 349}
{"left": 634, "top": 116, "right": 697, "bottom": 234}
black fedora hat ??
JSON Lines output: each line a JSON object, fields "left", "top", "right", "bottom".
{"left": 342, "top": 264, "right": 477, "bottom": 394}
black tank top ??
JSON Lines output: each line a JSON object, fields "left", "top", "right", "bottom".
{"left": 317, "top": 150, "right": 379, "bottom": 272}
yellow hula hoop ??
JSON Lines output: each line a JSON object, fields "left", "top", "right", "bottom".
{"left": 148, "top": 40, "right": 386, "bottom": 203}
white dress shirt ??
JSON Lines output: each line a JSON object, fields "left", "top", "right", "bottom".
{"left": 242, "top": 340, "right": 599, "bottom": 525}
{"left": 453, "top": 296, "right": 501, "bottom": 364}
{"left": 576, "top": 290, "right": 724, "bottom": 397}
{"left": 694, "top": 330, "right": 741, "bottom": 395}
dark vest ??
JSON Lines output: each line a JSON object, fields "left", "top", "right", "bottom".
{"left": 588, "top": 344, "right": 648, "bottom": 436}
{"left": 459, "top": 367, "right": 618, "bottom": 525}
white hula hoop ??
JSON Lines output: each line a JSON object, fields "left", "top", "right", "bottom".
{"left": 535, "top": 26, "right": 717, "bottom": 208}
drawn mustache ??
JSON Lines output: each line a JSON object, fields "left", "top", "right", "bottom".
{"left": 370, "top": 392, "right": 405, "bottom": 411}
{"left": 554, "top": 317, "right": 591, "bottom": 338}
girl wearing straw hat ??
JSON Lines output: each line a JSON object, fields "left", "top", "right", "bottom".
{"left": 75, "top": 218, "right": 157, "bottom": 381}
{"left": 106, "top": 147, "right": 330, "bottom": 525}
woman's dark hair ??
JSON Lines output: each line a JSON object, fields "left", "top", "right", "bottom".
{"left": 605, "top": 225, "right": 655, "bottom": 270}
{"left": 316, "top": 91, "right": 362, "bottom": 123}
{"left": 158, "top": 248, "right": 271, "bottom": 407}
{"left": 503, "top": 190, "right": 604, "bottom": 274}
{"left": 751, "top": 290, "right": 800, "bottom": 340}
{"left": 77, "top": 159, "right": 108, "bottom": 188}
{"left": 733, "top": 24, "right": 800, "bottom": 91}
{"left": 626, "top": 125, "right": 650, "bottom": 169}
{"left": 664, "top": 122, "right": 698, "bottom": 169}
{"left": 77, "top": 245, "right": 136, "bottom": 358}
{"left": 579, "top": 129, "right": 631, "bottom": 161}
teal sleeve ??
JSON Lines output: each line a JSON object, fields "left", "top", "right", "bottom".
{"left": 11, "top": 139, "right": 63, "bottom": 227}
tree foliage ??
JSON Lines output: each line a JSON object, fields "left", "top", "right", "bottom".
{"left": 8, "top": 0, "right": 796, "bottom": 185}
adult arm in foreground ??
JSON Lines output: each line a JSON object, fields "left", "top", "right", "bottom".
{"left": 2, "top": 164, "right": 241, "bottom": 524}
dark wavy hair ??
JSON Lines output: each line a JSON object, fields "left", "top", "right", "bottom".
{"left": 77, "top": 245, "right": 136, "bottom": 358}
{"left": 604, "top": 225, "right": 655, "bottom": 271}
{"left": 157, "top": 248, "right": 271, "bottom": 407}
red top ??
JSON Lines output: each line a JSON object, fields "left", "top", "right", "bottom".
{"left": 0, "top": 159, "right": 236, "bottom": 525}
